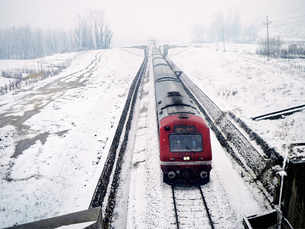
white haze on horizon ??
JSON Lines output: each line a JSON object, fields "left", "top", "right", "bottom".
{"left": 0, "top": 0, "right": 304, "bottom": 46}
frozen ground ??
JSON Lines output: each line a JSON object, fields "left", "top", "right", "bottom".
{"left": 169, "top": 43, "right": 305, "bottom": 156}
{"left": 111, "top": 50, "right": 271, "bottom": 229}
{"left": 0, "top": 52, "right": 79, "bottom": 87}
{"left": 0, "top": 48, "right": 143, "bottom": 228}
{"left": 1, "top": 43, "right": 294, "bottom": 228}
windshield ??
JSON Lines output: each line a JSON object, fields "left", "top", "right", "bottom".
{"left": 169, "top": 134, "right": 203, "bottom": 152}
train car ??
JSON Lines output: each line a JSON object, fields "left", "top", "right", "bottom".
{"left": 152, "top": 48, "right": 212, "bottom": 184}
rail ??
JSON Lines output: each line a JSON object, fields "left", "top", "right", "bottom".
{"left": 1, "top": 48, "right": 148, "bottom": 229}
{"left": 90, "top": 48, "right": 148, "bottom": 228}
{"left": 171, "top": 185, "right": 215, "bottom": 229}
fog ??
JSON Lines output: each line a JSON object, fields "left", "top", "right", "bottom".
{"left": 0, "top": 0, "right": 304, "bottom": 46}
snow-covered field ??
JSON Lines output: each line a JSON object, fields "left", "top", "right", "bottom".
{"left": 0, "top": 48, "right": 143, "bottom": 228}
{"left": 169, "top": 43, "right": 305, "bottom": 156}
{"left": 111, "top": 50, "right": 271, "bottom": 229}
{"left": 0, "top": 52, "right": 79, "bottom": 87}
{"left": 2, "top": 43, "right": 302, "bottom": 228}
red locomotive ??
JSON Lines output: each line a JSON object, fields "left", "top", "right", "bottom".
{"left": 152, "top": 48, "right": 212, "bottom": 184}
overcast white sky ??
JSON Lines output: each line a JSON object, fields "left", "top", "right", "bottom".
{"left": 0, "top": 0, "right": 304, "bottom": 46}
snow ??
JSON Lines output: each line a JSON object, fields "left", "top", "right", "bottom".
{"left": 1, "top": 43, "right": 300, "bottom": 228}
{"left": 210, "top": 133, "right": 268, "bottom": 218}
{"left": 0, "top": 48, "right": 144, "bottom": 228}
{"left": 169, "top": 43, "right": 305, "bottom": 156}
{"left": 0, "top": 52, "right": 76, "bottom": 71}
{"left": 0, "top": 52, "right": 78, "bottom": 87}
{"left": 112, "top": 52, "right": 161, "bottom": 228}
{"left": 111, "top": 49, "right": 271, "bottom": 229}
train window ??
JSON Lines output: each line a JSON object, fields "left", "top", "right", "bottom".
{"left": 169, "top": 134, "right": 203, "bottom": 152}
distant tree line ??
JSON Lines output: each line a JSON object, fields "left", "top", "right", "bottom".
{"left": 257, "top": 37, "right": 282, "bottom": 57}
{"left": 257, "top": 37, "right": 305, "bottom": 58}
{"left": 0, "top": 11, "right": 112, "bottom": 59}
{"left": 191, "top": 11, "right": 258, "bottom": 43}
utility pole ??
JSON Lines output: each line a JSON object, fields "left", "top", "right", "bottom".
{"left": 221, "top": 14, "right": 226, "bottom": 52}
{"left": 264, "top": 16, "right": 272, "bottom": 60}
{"left": 222, "top": 23, "right": 226, "bottom": 52}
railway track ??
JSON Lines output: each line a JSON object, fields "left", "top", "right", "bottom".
{"left": 89, "top": 48, "right": 148, "bottom": 227}
{"left": 1, "top": 49, "right": 147, "bottom": 229}
{"left": 171, "top": 185, "right": 215, "bottom": 229}
{"left": 89, "top": 48, "right": 264, "bottom": 228}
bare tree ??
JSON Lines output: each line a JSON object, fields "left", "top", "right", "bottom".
{"left": 0, "top": 10, "right": 113, "bottom": 60}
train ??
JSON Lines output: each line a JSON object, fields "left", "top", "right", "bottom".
{"left": 152, "top": 47, "right": 212, "bottom": 185}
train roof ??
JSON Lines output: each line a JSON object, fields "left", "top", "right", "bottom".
{"left": 152, "top": 51, "right": 200, "bottom": 120}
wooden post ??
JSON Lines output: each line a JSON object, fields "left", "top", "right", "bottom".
{"left": 282, "top": 144, "right": 305, "bottom": 228}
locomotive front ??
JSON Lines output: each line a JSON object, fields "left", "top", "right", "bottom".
{"left": 159, "top": 114, "right": 212, "bottom": 184}
{"left": 152, "top": 49, "right": 212, "bottom": 184}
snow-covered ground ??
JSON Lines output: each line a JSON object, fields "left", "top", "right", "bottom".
{"left": 0, "top": 52, "right": 79, "bottom": 87}
{"left": 2, "top": 43, "right": 299, "bottom": 228}
{"left": 111, "top": 50, "right": 271, "bottom": 229}
{"left": 169, "top": 43, "right": 305, "bottom": 156}
{"left": 0, "top": 48, "right": 143, "bottom": 228}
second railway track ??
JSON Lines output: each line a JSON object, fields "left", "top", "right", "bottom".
{"left": 89, "top": 48, "right": 148, "bottom": 227}
{"left": 90, "top": 47, "right": 272, "bottom": 228}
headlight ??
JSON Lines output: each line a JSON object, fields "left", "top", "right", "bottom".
{"left": 183, "top": 156, "right": 191, "bottom": 161}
